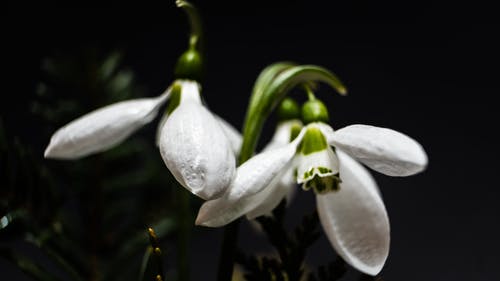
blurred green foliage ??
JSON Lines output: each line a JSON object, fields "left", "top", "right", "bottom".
{"left": 0, "top": 48, "right": 193, "bottom": 281}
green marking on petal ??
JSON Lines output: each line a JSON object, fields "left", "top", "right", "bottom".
{"left": 166, "top": 83, "right": 182, "bottom": 115}
{"left": 290, "top": 122, "right": 302, "bottom": 142}
{"left": 298, "top": 127, "right": 328, "bottom": 155}
{"left": 317, "top": 167, "right": 332, "bottom": 174}
{"left": 303, "top": 173, "right": 341, "bottom": 194}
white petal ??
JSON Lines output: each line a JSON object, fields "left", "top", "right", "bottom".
{"left": 159, "top": 102, "right": 235, "bottom": 200}
{"left": 262, "top": 120, "right": 303, "bottom": 152}
{"left": 214, "top": 115, "right": 242, "bottom": 157}
{"left": 196, "top": 165, "right": 291, "bottom": 227}
{"left": 155, "top": 112, "right": 169, "bottom": 146}
{"left": 296, "top": 147, "right": 339, "bottom": 184}
{"left": 315, "top": 122, "right": 336, "bottom": 143}
{"left": 330, "top": 124, "right": 428, "bottom": 176}
{"left": 317, "top": 150, "right": 389, "bottom": 276}
{"left": 195, "top": 129, "right": 306, "bottom": 227}
{"left": 44, "top": 90, "right": 170, "bottom": 159}
{"left": 246, "top": 165, "right": 296, "bottom": 219}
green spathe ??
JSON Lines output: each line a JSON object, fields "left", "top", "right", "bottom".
{"left": 299, "top": 127, "right": 328, "bottom": 155}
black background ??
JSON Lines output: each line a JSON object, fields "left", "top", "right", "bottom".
{"left": 3, "top": 1, "right": 499, "bottom": 280}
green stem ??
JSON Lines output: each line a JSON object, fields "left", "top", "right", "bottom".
{"left": 176, "top": 0, "right": 203, "bottom": 53}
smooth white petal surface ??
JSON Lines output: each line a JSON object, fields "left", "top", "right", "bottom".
{"left": 214, "top": 115, "right": 242, "bottom": 157}
{"left": 196, "top": 165, "right": 291, "bottom": 227}
{"left": 315, "top": 122, "right": 336, "bottom": 143}
{"left": 330, "top": 124, "right": 428, "bottom": 176}
{"left": 196, "top": 129, "right": 306, "bottom": 227}
{"left": 246, "top": 164, "right": 296, "bottom": 219}
{"left": 158, "top": 83, "right": 235, "bottom": 200}
{"left": 44, "top": 90, "right": 170, "bottom": 159}
{"left": 317, "top": 150, "right": 389, "bottom": 276}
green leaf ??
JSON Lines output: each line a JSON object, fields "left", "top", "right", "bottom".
{"left": 239, "top": 62, "right": 296, "bottom": 162}
{"left": 240, "top": 64, "right": 346, "bottom": 162}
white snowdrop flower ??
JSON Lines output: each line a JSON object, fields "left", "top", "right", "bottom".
{"left": 196, "top": 98, "right": 427, "bottom": 276}
{"left": 44, "top": 89, "right": 171, "bottom": 159}
{"left": 44, "top": 80, "right": 241, "bottom": 200}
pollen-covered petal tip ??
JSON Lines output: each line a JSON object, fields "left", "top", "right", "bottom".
{"left": 317, "top": 150, "right": 389, "bottom": 276}
{"left": 159, "top": 102, "right": 236, "bottom": 200}
{"left": 44, "top": 92, "right": 170, "bottom": 159}
{"left": 330, "top": 124, "right": 428, "bottom": 176}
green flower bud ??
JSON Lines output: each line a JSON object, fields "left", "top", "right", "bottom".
{"left": 174, "top": 49, "right": 203, "bottom": 82}
{"left": 301, "top": 99, "right": 329, "bottom": 124}
{"left": 277, "top": 97, "right": 300, "bottom": 121}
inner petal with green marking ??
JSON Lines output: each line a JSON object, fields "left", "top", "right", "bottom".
{"left": 296, "top": 140, "right": 341, "bottom": 194}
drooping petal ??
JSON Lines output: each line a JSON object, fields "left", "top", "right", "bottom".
{"left": 317, "top": 150, "right": 389, "bottom": 276}
{"left": 330, "top": 124, "right": 428, "bottom": 176}
{"left": 196, "top": 165, "right": 291, "bottom": 227}
{"left": 246, "top": 163, "right": 297, "bottom": 219}
{"left": 196, "top": 130, "right": 306, "bottom": 226}
{"left": 214, "top": 115, "right": 243, "bottom": 157}
{"left": 44, "top": 89, "right": 171, "bottom": 159}
{"left": 158, "top": 82, "right": 236, "bottom": 200}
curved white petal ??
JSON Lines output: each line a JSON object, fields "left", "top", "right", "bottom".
{"left": 315, "top": 122, "right": 336, "bottom": 144}
{"left": 214, "top": 115, "right": 242, "bottom": 157}
{"left": 263, "top": 120, "right": 303, "bottom": 152}
{"left": 195, "top": 129, "right": 306, "bottom": 227}
{"left": 159, "top": 101, "right": 235, "bottom": 200}
{"left": 246, "top": 164, "right": 296, "bottom": 219}
{"left": 44, "top": 89, "right": 170, "bottom": 159}
{"left": 155, "top": 111, "right": 170, "bottom": 146}
{"left": 330, "top": 124, "right": 428, "bottom": 176}
{"left": 196, "top": 164, "right": 291, "bottom": 227}
{"left": 317, "top": 150, "right": 389, "bottom": 276}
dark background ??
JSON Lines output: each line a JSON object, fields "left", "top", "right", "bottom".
{"left": 3, "top": 1, "right": 499, "bottom": 280}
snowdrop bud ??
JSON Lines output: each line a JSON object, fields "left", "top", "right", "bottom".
{"left": 301, "top": 99, "right": 329, "bottom": 124}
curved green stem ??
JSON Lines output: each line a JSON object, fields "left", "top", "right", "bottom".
{"left": 176, "top": 0, "right": 203, "bottom": 52}
{"left": 240, "top": 64, "right": 346, "bottom": 162}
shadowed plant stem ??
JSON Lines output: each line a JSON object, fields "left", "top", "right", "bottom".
{"left": 177, "top": 186, "right": 191, "bottom": 281}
